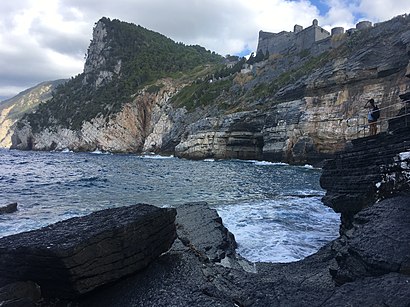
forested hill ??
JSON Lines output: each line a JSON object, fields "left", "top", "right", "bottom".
{"left": 22, "top": 17, "right": 222, "bottom": 132}
{"left": 12, "top": 15, "right": 410, "bottom": 163}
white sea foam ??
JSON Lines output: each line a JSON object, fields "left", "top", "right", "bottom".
{"left": 91, "top": 149, "right": 105, "bottom": 154}
{"left": 0, "top": 149, "right": 335, "bottom": 264}
{"left": 214, "top": 197, "right": 339, "bottom": 263}
{"left": 203, "top": 158, "right": 215, "bottom": 162}
{"left": 139, "top": 154, "right": 175, "bottom": 159}
{"left": 253, "top": 161, "right": 289, "bottom": 166}
{"left": 399, "top": 151, "right": 410, "bottom": 160}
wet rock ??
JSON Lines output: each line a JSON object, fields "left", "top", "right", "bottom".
{"left": 175, "top": 203, "right": 237, "bottom": 262}
{"left": 0, "top": 203, "right": 17, "bottom": 214}
{"left": 327, "top": 273, "right": 410, "bottom": 307}
{"left": 0, "top": 204, "right": 176, "bottom": 299}
{"left": 320, "top": 126, "right": 410, "bottom": 232}
{"left": 0, "top": 281, "right": 41, "bottom": 307}
{"left": 78, "top": 203, "right": 253, "bottom": 307}
{"left": 330, "top": 196, "right": 410, "bottom": 284}
{"left": 46, "top": 201, "right": 410, "bottom": 306}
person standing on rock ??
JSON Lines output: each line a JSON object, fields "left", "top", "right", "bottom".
{"left": 367, "top": 98, "right": 380, "bottom": 136}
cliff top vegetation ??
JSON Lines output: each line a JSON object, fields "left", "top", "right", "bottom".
{"left": 22, "top": 17, "right": 223, "bottom": 132}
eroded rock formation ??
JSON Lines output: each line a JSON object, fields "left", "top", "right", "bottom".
{"left": 0, "top": 196, "right": 409, "bottom": 306}
{"left": 9, "top": 15, "right": 410, "bottom": 165}
{"left": 0, "top": 204, "right": 176, "bottom": 299}
{"left": 77, "top": 200, "right": 410, "bottom": 306}
{"left": 0, "top": 80, "right": 65, "bottom": 148}
{"left": 330, "top": 196, "right": 410, "bottom": 284}
{"left": 11, "top": 79, "right": 184, "bottom": 153}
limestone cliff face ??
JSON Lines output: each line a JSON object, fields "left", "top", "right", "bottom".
{"left": 261, "top": 73, "right": 408, "bottom": 164}
{"left": 175, "top": 16, "right": 410, "bottom": 164}
{"left": 9, "top": 15, "right": 410, "bottom": 165}
{"left": 0, "top": 80, "right": 65, "bottom": 148}
{"left": 175, "top": 68, "right": 408, "bottom": 164}
{"left": 175, "top": 111, "right": 264, "bottom": 160}
{"left": 83, "top": 19, "right": 121, "bottom": 89}
{"left": 12, "top": 80, "right": 182, "bottom": 152}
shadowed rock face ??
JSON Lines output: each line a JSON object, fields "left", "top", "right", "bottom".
{"left": 330, "top": 196, "right": 410, "bottom": 284}
{"left": 0, "top": 201, "right": 409, "bottom": 306}
{"left": 0, "top": 204, "right": 176, "bottom": 299}
{"left": 77, "top": 200, "right": 410, "bottom": 307}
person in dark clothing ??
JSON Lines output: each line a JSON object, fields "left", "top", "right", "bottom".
{"left": 367, "top": 98, "right": 380, "bottom": 135}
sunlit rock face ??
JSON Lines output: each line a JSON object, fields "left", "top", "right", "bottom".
{"left": 10, "top": 15, "right": 410, "bottom": 165}
{"left": 0, "top": 80, "right": 66, "bottom": 148}
{"left": 11, "top": 79, "right": 183, "bottom": 153}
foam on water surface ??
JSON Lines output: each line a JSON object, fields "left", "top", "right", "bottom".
{"left": 0, "top": 149, "right": 339, "bottom": 263}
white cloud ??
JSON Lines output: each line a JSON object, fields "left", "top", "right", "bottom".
{"left": 0, "top": 0, "right": 409, "bottom": 99}
{"left": 357, "top": 0, "right": 410, "bottom": 21}
{"left": 0, "top": 86, "right": 29, "bottom": 100}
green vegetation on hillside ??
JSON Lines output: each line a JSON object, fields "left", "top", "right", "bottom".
{"left": 23, "top": 17, "right": 222, "bottom": 132}
{"left": 250, "top": 51, "right": 331, "bottom": 101}
{"left": 172, "top": 78, "right": 233, "bottom": 111}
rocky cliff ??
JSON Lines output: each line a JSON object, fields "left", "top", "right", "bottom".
{"left": 12, "top": 79, "right": 186, "bottom": 153}
{"left": 10, "top": 15, "right": 410, "bottom": 165}
{"left": 0, "top": 80, "right": 65, "bottom": 148}
{"left": 5, "top": 200, "right": 408, "bottom": 306}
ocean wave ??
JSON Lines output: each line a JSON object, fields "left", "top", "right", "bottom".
{"left": 253, "top": 161, "right": 289, "bottom": 166}
{"left": 90, "top": 149, "right": 111, "bottom": 155}
{"left": 214, "top": 199, "right": 339, "bottom": 263}
{"left": 138, "top": 154, "right": 175, "bottom": 159}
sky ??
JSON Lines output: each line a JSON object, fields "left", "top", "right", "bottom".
{"left": 1, "top": 0, "right": 410, "bottom": 101}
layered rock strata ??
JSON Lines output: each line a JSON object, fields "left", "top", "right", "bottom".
{"left": 330, "top": 196, "right": 410, "bottom": 285}
{"left": 0, "top": 204, "right": 176, "bottom": 299}
{"left": 175, "top": 111, "right": 264, "bottom": 160}
{"left": 1, "top": 201, "right": 409, "bottom": 305}
{"left": 320, "top": 126, "right": 410, "bottom": 231}
{"left": 78, "top": 202, "right": 410, "bottom": 306}
{"left": 321, "top": 61, "right": 410, "bottom": 231}
{"left": 10, "top": 15, "right": 410, "bottom": 165}
{"left": 11, "top": 79, "right": 183, "bottom": 153}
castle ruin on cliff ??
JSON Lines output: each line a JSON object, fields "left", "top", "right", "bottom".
{"left": 257, "top": 19, "right": 373, "bottom": 56}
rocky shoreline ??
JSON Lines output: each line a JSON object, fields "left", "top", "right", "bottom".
{"left": 2, "top": 93, "right": 410, "bottom": 306}
{"left": 1, "top": 195, "right": 409, "bottom": 306}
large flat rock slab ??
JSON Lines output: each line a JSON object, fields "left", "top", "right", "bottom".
{"left": 0, "top": 204, "right": 176, "bottom": 299}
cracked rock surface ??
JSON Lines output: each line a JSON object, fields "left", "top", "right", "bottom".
{"left": 79, "top": 200, "right": 410, "bottom": 306}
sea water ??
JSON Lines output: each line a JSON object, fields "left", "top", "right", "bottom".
{"left": 0, "top": 149, "right": 339, "bottom": 263}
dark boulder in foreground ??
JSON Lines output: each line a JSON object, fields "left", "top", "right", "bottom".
{"left": 79, "top": 203, "right": 252, "bottom": 307}
{"left": 79, "top": 200, "right": 410, "bottom": 306}
{"left": 1, "top": 201, "right": 409, "bottom": 306}
{"left": 0, "top": 204, "right": 176, "bottom": 299}
{"left": 0, "top": 281, "right": 41, "bottom": 307}
{"left": 330, "top": 195, "right": 410, "bottom": 284}
{"left": 0, "top": 203, "right": 17, "bottom": 214}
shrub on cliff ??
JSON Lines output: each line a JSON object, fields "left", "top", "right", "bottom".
{"left": 22, "top": 17, "right": 223, "bottom": 132}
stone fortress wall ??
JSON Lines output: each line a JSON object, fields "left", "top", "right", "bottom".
{"left": 257, "top": 19, "right": 374, "bottom": 56}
